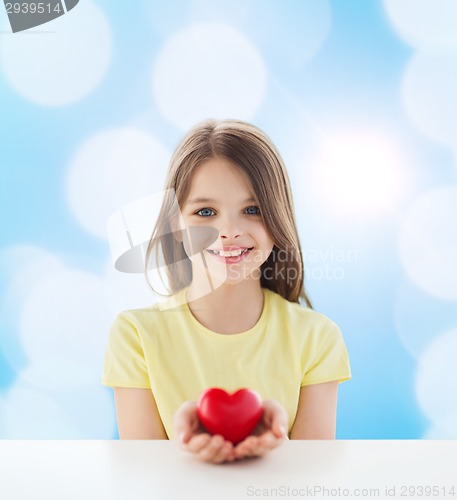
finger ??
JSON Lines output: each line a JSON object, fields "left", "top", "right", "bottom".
{"left": 262, "top": 400, "right": 288, "bottom": 439}
{"left": 198, "top": 435, "right": 227, "bottom": 463}
{"left": 237, "top": 430, "right": 281, "bottom": 459}
{"left": 173, "top": 401, "right": 199, "bottom": 444}
{"left": 244, "top": 431, "right": 273, "bottom": 457}
{"left": 272, "top": 420, "right": 288, "bottom": 439}
{"left": 185, "top": 433, "right": 212, "bottom": 453}
{"left": 234, "top": 436, "right": 259, "bottom": 459}
{"left": 178, "top": 426, "right": 200, "bottom": 447}
{"left": 258, "top": 430, "right": 277, "bottom": 449}
{"left": 173, "top": 400, "right": 197, "bottom": 428}
{"left": 212, "top": 440, "right": 234, "bottom": 464}
{"left": 226, "top": 447, "right": 237, "bottom": 462}
{"left": 178, "top": 428, "right": 194, "bottom": 446}
{"left": 244, "top": 439, "right": 263, "bottom": 457}
{"left": 260, "top": 431, "right": 284, "bottom": 454}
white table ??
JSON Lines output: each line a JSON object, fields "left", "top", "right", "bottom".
{"left": 0, "top": 441, "right": 456, "bottom": 500}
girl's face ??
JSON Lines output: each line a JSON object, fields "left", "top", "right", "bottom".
{"left": 179, "top": 156, "right": 275, "bottom": 286}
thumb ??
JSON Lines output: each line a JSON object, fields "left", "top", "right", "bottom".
{"left": 173, "top": 401, "right": 197, "bottom": 444}
{"left": 263, "top": 400, "right": 288, "bottom": 439}
{"left": 273, "top": 420, "right": 287, "bottom": 439}
{"left": 178, "top": 429, "right": 191, "bottom": 445}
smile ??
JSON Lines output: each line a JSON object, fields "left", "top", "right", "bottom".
{"left": 206, "top": 247, "right": 253, "bottom": 263}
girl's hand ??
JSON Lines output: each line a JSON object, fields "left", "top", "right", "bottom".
{"left": 173, "top": 400, "right": 236, "bottom": 464}
{"left": 173, "top": 399, "right": 288, "bottom": 463}
{"left": 230, "top": 399, "right": 288, "bottom": 461}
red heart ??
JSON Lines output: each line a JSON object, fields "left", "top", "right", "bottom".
{"left": 197, "top": 388, "right": 263, "bottom": 445}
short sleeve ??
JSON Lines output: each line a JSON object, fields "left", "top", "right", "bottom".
{"left": 101, "top": 312, "right": 151, "bottom": 389}
{"left": 301, "top": 321, "right": 351, "bottom": 386}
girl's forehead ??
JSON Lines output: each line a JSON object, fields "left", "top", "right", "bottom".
{"left": 188, "top": 157, "right": 253, "bottom": 190}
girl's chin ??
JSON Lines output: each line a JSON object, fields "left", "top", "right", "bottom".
{"left": 211, "top": 266, "right": 257, "bottom": 283}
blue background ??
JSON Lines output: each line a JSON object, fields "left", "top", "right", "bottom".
{"left": 1, "top": 0, "right": 456, "bottom": 439}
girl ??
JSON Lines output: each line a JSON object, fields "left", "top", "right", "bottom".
{"left": 101, "top": 119, "right": 351, "bottom": 464}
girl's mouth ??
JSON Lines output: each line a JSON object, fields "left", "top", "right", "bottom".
{"left": 205, "top": 247, "right": 253, "bottom": 263}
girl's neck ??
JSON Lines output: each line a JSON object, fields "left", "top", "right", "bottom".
{"left": 185, "top": 281, "right": 265, "bottom": 335}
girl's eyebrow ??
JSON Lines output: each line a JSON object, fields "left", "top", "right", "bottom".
{"left": 186, "top": 197, "right": 256, "bottom": 205}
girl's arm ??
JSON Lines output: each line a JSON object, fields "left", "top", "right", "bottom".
{"left": 289, "top": 381, "right": 339, "bottom": 439}
{"left": 113, "top": 387, "right": 168, "bottom": 439}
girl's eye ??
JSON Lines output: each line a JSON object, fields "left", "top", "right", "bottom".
{"left": 195, "top": 206, "right": 261, "bottom": 217}
{"left": 196, "top": 208, "right": 215, "bottom": 217}
{"left": 245, "top": 206, "right": 261, "bottom": 215}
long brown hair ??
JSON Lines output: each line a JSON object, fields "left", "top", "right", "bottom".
{"left": 144, "top": 119, "right": 313, "bottom": 308}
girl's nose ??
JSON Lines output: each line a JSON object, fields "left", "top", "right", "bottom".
{"left": 218, "top": 216, "right": 243, "bottom": 240}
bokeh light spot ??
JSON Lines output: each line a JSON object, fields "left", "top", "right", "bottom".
{"left": 398, "top": 186, "right": 457, "bottom": 301}
{"left": 0, "top": 1, "right": 112, "bottom": 106}
{"left": 152, "top": 23, "right": 267, "bottom": 130}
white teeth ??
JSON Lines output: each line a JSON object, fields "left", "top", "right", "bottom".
{"left": 209, "top": 248, "right": 251, "bottom": 257}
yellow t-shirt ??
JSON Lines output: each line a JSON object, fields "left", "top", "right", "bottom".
{"left": 101, "top": 287, "right": 351, "bottom": 438}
